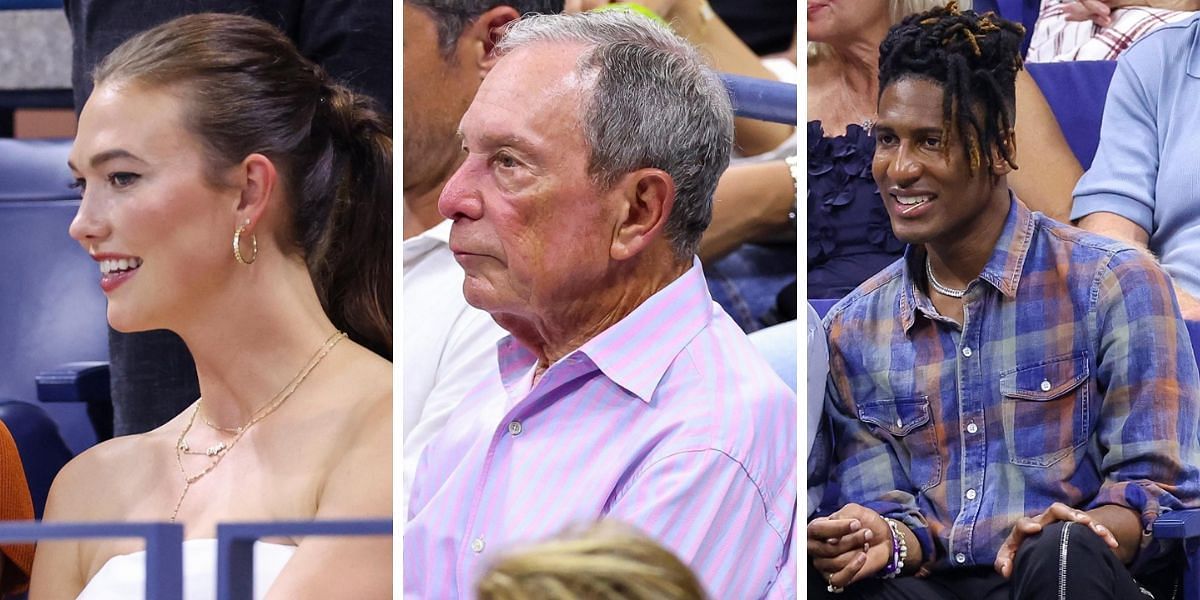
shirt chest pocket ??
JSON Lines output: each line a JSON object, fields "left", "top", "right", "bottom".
{"left": 857, "top": 396, "right": 942, "bottom": 492}
{"left": 999, "top": 353, "right": 1090, "bottom": 468}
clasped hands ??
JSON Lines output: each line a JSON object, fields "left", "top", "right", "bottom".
{"left": 808, "top": 502, "right": 1119, "bottom": 590}
{"left": 807, "top": 503, "right": 899, "bottom": 590}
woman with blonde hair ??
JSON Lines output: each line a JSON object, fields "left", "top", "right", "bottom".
{"left": 28, "top": 12, "right": 391, "bottom": 598}
{"left": 807, "top": 0, "right": 1083, "bottom": 298}
{"left": 476, "top": 522, "right": 707, "bottom": 600}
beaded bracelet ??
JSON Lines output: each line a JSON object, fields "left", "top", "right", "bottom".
{"left": 879, "top": 518, "right": 908, "bottom": 579}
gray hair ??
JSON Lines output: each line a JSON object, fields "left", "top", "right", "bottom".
{"left": 497, "top": 11, "right": 734, "bottom": 260}
{"left": 408, "top": 0, "right": 565, "bottom": 57}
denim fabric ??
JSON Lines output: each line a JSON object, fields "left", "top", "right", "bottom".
{"left": 822, "top": 198, "right": 1200, "bottom": 572}
{"left": 705, "top": 241, "right": 796, "bottom": 333}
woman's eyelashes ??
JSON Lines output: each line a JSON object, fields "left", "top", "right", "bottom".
{"left": 68, "top": 172, "right": 142, "bottom": 193}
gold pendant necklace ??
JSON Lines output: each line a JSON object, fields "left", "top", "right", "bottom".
{"left": 170, "top": 331, "right": 347, "bottom": 522}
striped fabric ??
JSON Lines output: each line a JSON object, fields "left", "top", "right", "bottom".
{"left": 404, "top": 260, "right": 797, "bottom": 598}
{"left": 1026, "top": 0, "right": 1195, "bottom": 62}
{"left": 820, "top": 198, "right": 1200, "bottom": 573}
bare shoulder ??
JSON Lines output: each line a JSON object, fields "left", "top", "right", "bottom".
{"left": 45, "top": 409, "right": 188, "bottom": 522}
{"left": 45, "top": 433, "right": 150, "bottom": 521}
{"left": 313, "top": 344, "right": 391, "bottom": 517}
{"left": 337, "top": 343, "right": 392, "bottom": 426}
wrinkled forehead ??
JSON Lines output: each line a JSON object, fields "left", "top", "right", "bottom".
{"left": 460, "top": 42, "right": 593, "bottom": 138}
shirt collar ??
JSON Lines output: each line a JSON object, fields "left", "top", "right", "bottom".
{"left": 495, "top": 258, "right": 714, "bottom": 404}
{"left": 898, "top": 195, "right": 1034, "bottom": 332}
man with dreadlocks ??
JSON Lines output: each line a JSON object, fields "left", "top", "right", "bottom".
{"left": 808, "top": 3, "right": 1200, "bottom": 598}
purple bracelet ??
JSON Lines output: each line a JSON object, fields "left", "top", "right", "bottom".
{"left": 878, "top": 518, "right": 907, "bottom": 579}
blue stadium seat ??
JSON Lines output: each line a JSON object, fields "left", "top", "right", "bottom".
{"left": 810, "top": 298, "right": 838, "bottom": 319}
{"left": 216, "top": 519, "right": 391, "bottom": 600}
{"left": 721, "top": 74, "right": 797, "bottom": 125}
{"left": 0, "top": 138, "right": 76, "bottom": 201}
{"left": 973, "top": 0, "right": 1040, "bottom": 55}
{"left": 0, "top": 521, "right": 183, "bottom": 598}
{"left": 0, "top": 137, "right": 108, "bottom": 478}
{"left": 0, "top": 399, "right": 71, "bottom": 519}
{"left": 1026, "top": 61, "right": 1118, "bottom": 170}
{"left": 0, "top": 1, "right": 64, "bottom": 9}
{"left": 0, "top": 199, "right": 109, "bottom": 454}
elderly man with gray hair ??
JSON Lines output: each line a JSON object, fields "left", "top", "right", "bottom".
{"left": 404, "top": 10, "right": 797, "bottom": 599}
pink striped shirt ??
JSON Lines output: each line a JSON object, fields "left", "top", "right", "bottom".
{"left": 404, "top": 261, "right": 797, "bottom": 598}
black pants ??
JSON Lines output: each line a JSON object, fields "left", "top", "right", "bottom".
{"left": 810, "top": 522, "right": 1169, "bottom": 599}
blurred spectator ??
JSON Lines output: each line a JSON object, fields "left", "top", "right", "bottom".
{"left": 1027, "top": 0, "right": 1199, "bottom": 61}
{"left": 476, "top": 522, "right": 707, "bottom": 600}
{"left": 64, "top": 0, "right": 391, "bottom": 437}
{"left": 402, "top": 0, "right": 559, "bottom": 499}
{"left": 808, "top": 0, "right": 1082, "bottom": 300}
{"left": 0, "top": 421, "right": 34, "bottom": 597}
{"left": 1073, "top": 13, "right": 1200, "bottom": 318}
{"left": 805, "top": 302, "right": 827, "bottom": 518}
{"left": 709, "top": 0, "right": 795, "bottom": 56}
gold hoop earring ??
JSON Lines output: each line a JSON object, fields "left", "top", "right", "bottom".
{"left": 233, "top": 221, "right": 257, "bottom": 265}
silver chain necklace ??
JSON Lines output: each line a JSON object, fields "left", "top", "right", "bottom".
{"left": 925, "top": 256, "right": 967, "bottom": 298}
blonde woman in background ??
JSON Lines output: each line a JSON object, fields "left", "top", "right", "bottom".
{"left": 476, "top": 522, "right": 707, "bottom": 600}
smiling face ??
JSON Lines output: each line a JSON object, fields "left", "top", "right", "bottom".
{"left": 68, "top": 81, "right": 240, "bottom": 332}
{"left": 871, "top": 77, "right": 1012, "bottom": 247}
{"left": 437, "top": 43, "right": 620, "bottom": 325}
{"left": 807, "top": 0, "right": 891, "bottom": 44}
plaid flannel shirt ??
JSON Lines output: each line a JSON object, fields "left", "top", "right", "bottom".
{"left": 819, "top": 197, "right": 1200, "bottom": 572}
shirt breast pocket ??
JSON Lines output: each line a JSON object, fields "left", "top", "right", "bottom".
{"left": 1000, "top": 353, "right": 1090, "bottom": 468}
{"left": 857, "top": 396, "right": 942, "bottom": 492}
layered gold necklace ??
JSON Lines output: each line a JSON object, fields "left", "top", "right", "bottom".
{"left": 170, "top": 331, "right": 347, "bottom": 522}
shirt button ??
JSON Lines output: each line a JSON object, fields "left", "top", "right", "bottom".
{"left": 508, "top": 421, "right": 523, "bottom": 436}
{"left": 955, "top": 553, "right": 967, "bottom": 564}
{"left": 961, "top": 347, "right": 973, "bottom": 358}
{"left": 471, "top": 537, "right": 485, "bottom": 553}
{"left": 966, "top": 488, "right": 977, "bottom": 500}
{"left": 966, "top": 422, "right": 978, "bottom": 434}
{"left": 895, "top": 417, "right": 903, "bottom": 428}
{"left": 1040, "top": 380, "right": 1052, "bottom": 392}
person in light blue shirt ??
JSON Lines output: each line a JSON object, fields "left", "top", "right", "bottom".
{"left": 1072, "top": 13, "right": 1200, "bottom": 319}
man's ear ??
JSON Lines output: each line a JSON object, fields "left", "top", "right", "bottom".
{"left": 610, "top": 169, "right": 676, "bottom": 261}
{"left": 460, "top": 5, "right": 521, "bottom": 76}
{"left": 991, "top": 128, "right": 1017, "bottom": 176}
{"left": 233, "top": 152, "right": 277, "bottom": 230}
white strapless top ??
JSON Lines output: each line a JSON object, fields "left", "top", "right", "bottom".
{"left": 76, "top": 538, "right": 297, "bottom": 600}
